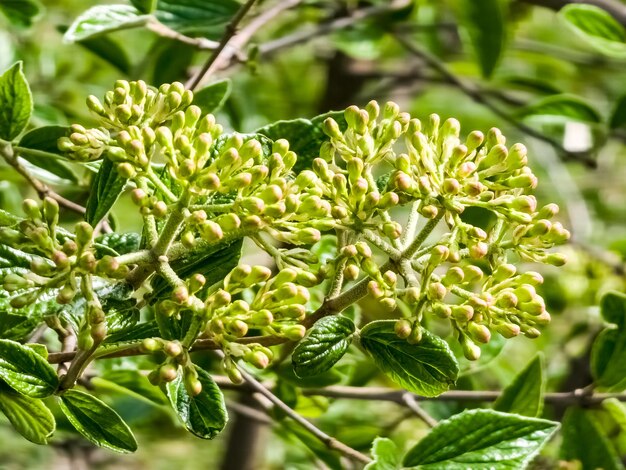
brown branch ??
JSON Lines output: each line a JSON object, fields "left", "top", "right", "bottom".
{"left": 518, "top": 0, "right": 626, "bottom": 26}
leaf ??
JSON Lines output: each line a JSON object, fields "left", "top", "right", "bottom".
{"left": 0, "top": 0, "right": 42, "bottom": 27}
{"left": 59, "top": 389, "right": 138, "bottom": 453}
{"left": 92, "top": 369, "right": 167, "bottom": 406}
{"left": 359, "top": 320, "right": 459, "bottom": 397}
{"left": 152, "top": 39, "right": 196, "bottom": 86}
{"left": 78, "top": 35, "right": 132, "bottom": 74}
{"left": 18, "top": 126, "right": 76, "bottom": 181}
{"left": 256, "top": 111, "right": 348, "bottom": 173}
{"left": 559, "top": 4, "right": 626, "bottom": 58}
{"left": 277, "top": 362, "right": 343, "bottom": 388}
{"left": 517, "top": 94, "right": 602, "bottom": 124}
{"left": 192, "top": 79, "right": 232, "bottom": 116}
{"left": 95, "top": 232, "right": 141, "bottom": 256}
{"left": 403, "top": 409, "right": 559, "bottom": 468}
{"left": 131, "top": 0, "right": 156, "bottom": 14}
{"left": 155, "top": 0, "right": 240, "bottom": 38}
{"left": 166, "top": 367, "right": 228, "bottom": 439}
{"left": 0, "top": 339, "right": 58, "bottom": 398}
{"left": 365, "top": 437, "right": 400, "bottom": 470}
{"left": 493, "top": 353, "right": 545, "bottom": 417}
{"left": 85, "top": 155, "right": 127, "bottom": 226}
{"left": 0, "top": 385, "right": 55, "bottom": 445}
{"left": 456, "top": 0, "right": 506, "bottom": 78}
{"left": 561, "top": 407, "right": 622, "bottom": 470}
{"left": 292, "top": 316, "right": 355, "bottom": 378}
{"left": 610, "top": 94, "right": 626, "bottom": 129}
{"left": 333, "top": 23, "right": 386, "bottom": 60}
{"left": 591, "top": 291, "right": 626, "bottom": 390}
{"left": 590, "top": 398, "right": 626, "bottom": 458}
{"left": 0, "top": 61, "right": 32, "bottom": 140}
{"left": 64, "top": 5, "right": 150, "bottom": 43}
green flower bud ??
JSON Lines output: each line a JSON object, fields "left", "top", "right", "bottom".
{"left": 172, "top": 285, "right": 189, "bottom": 304}
{"left": 323, "top": 118, "right": 343, "bottom": 139}
{"left": 159, "top": 364, "right": 179, "bottom": 382}
{"left": 343, "top": 263, "right": 360, "bottom": 280}
{"left": 537, "top": 203, "right": 559, "bottom": 219}
{"left": 494, "top": 322, "right": 520, "bottom": 338}
{"left": 90, "top": 322, "right": 107, "bottom": 342}
{"left": 394, "top": 319, "right": 412, "bottom": 339}
{"left": 496, "top": 291, "right": 518, "bottom": 309}
{"left": 75, "top": 222, "right": 94, "bottom": 245}
{"left": 246, "top": 350, "right": 270, "bottom": 369}
{"left": 493, "top": 264, "right": 516, "bottom": 282}
{"left": 452, "top": 304, "right": 474, "bottom": 322}
{"left": 250, "top": 310, "right": 273, "bottom": 326}
{"left": 461, "top": 337, "right": 481, "bottom": 361}
{"left": 56, "top": 284, "right": 76, "bottom": 304}
{"left": 228, "top": 319, "right": 249, "bottom": 337}
{"left": 407, "top": 324, "right": 423, "bottom": 344}
{"left": 296, "top": 227, "right": 321, "bottom": 245}
{"left": 164, "top": 341, "right": 183, "bottom": 357}
{"left": 382, "top": 221, "right": 402, "bottom": 239}
{"left": 433, "top": 303, "right": 452, "bottom": 318}
{"left": 428, "top": 282, "right": 447, "bottom": 301}
{"left": 141, "top": 338, "right": 161, "bottom": 352}
{"left": 442, "top": 266, "right": 464, "bottom": 286}
{"left": 545, "top": 252, "right": 567, "bottom": 266}
{"left": 420, "top": 204, "right": 439, "bottom": 219}
{"left": 468, "top": 322, "right": 491, "bottom": 344}
{"left": 283, "top": 324, "right": 306, "bottom": 341}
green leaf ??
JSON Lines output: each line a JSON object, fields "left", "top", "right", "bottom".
{"left": 591, "top": 291, "right": 626, "bottom": 390}
{"left": 360, "top": 320, "right": 459, "bottom": 397}
{"left": 59, "top": 389, "right": 137, "bottom": 453}
{"left": 493, "top": 353, "right": 545, "bottom": 417}
{"left": 256, "top": 111, "right": 348, "bottom": 173}
{"left": 95, "top": 232, "right": 141, "bottom": 256}
{"left": 560, "top": 4, "right": 626, "bottom": 57}
{"left": 0, "top": 385, "right": 55, "bottom": 444}
{"left": 85, "top": 155, "right": 127, "bottom": 226}
{"left": 403, "top": 409, "right": 559, "bottom": 468}
{"left": 561, "top": 407, "right": 622, "bottom": 470}
{"left": 0, "top": 339, "right": 58, "bottom": 398}
{"left": 333, "top": 23, "right": 386, "bottom": 60}
{"left": 0, "top": 0, "right": 42, "bottom": 27}
{"left": 456, "top": 0, "right": 506, "bottom": 78}
{"left": 0, "top": 61, "right": 32, "bottom": 140}
{"left": 131, "top": 0, "right": 157, "bottom": 14}
{"left": 166, "top": 367, "right": 228, "bottom": 439}
{"left": 610, "top": 94, "right": 626, "bottom": 129}
{"left": 152, "top": 39, "right": 196, "bottom": 86}
{"left": 155, "top": 0, "right": 240, "bottom": 38}
{"left": 92, "top": 369, "right": 167, "bottom": 406}
{"left": 64, "top": 5, "right": 149, "bottom": 43}
{"left": 292, "top": 316, "right": 355, "bottom": 378}
{"left": 78, "top": 35, "right": 132, "bottom": 74}
{"left": 365, "top": 437, "right": 400, "bottom": 470}
{"left": 589, "top": 398, "right": 626, "bottom": 459}
{"left": 18, "top": 126, "right": 76, "bottom": 181}
{"left": 192, "top": 79, "right": 232, "bottom": 116}
{"left": 276, "top": 363, "right": 343, "bottom": 388}
{"left": 517, "top": 94, "right": 602, "bottom": 124}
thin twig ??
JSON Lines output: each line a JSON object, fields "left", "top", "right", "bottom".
{"left": 402, "top": 392, "right": 438, "bottom": 427}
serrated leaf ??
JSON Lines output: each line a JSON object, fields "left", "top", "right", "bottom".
{"left": 192, "top": 79, "right": 231, "bottom": 116}
{"left": 0, "top": 0, "right": 42, "bottom": 28}
{"left": 256, "top": 111, "right": 347, "bottom": 173}
{"left": 456, "top": 0, "right": 506, "bottom": 78}
{"left": 92, "top": 369, "right": 167, "bottom": 406}
{"left": 591, "top": 291, "right": 626, "bottom": 391}
{"left": 85, "top": 155, "right": 127, "bottom": 226}
{"left": 517, "top": 94, "right": 602, "bottom": 124}
{"left": 59, "top": 389, "right": 137, "bottom": 453}
{"left": 64, "top": 5, "right": 149, "bottom": 43}
{"left": 403, "top": 409, "right": 559, "bottom": 468}
{"left": 18, "top": 126, "right": 75, "bottom": 181}
{"left": 0, "top": 384, "right": 55, "bottom": 444}
{"left": 155, "top": 0, "right": 240, "bottom": 38}
{"left": 166, "top": 367, "right": 227, "bottom": 439}
{"left": 365, "top": 437, "right": 400, "bottom": 470}
{"left": 359, "top": 320, "right": 459, "bottom": 397}
{"left": 95, "top": 232, "right": 141, "bottom": 256}
{"left": 0, "top": 61, "right": 32, "bottom": 140}
{"left": 560, "top": 4, "right": 626, "bottom": 58}
{"left": 561, "top": 407, "right": 622, "bottom": 470}
{"left": 0, "top": 339, "right": 58, "bottom": 398}
{"left": 493, "top": 353, "right": 545, "bottom": 417}
{"left": 292, "top": 316, "right": 355, "bottom": 378}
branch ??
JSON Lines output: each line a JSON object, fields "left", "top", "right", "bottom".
{"left": 518, "top": 0, "right": 626, "bottom": 26}
{"left": 393, "top": 34, "right": 598, "bottom": 168}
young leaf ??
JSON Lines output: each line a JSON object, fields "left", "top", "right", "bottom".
{"left": 292, "top": 316, "right": 355, "bottom": 378}
{"left": 192, "top": 79, "right": 232, "bottom": 116}
{"left": 517, "top": 94, "right": 602, "bottom": 124}
{"left": 559, "top": 4, "right": 626, "bottom": 58}
{"left": 561, "top": 407, "right": 622, "bottom": 470}
{"left": 64, "top": 5, "right": 149, "bottom": 43}
{"left": 493, "top": 353, "right": 545, "bottom": 417}
{"left": 256, "top": 111, "right": 348, "bottom": 173}
{"left": 59, "top": 389, "right": 138, "bottom": 453}
{"left": 455, "top": 0, "right": 506, "bottom": 78}
{"left": 0, "top": 0, "right": 42, "bottom": 28}
{"left": 591, "top": 291, "right": 626, "bottom": 390}
{"left": 166, "top": 367, "right": 228, "bottom": 439}
{"left": 85, "top": 155, "right": 127, "bottom": 226}
{"left": 155, "top": 0, "right": 240, "bottom": 38}
{"left": 92, "top": 369, "right": 167, "bottom": 406}
{"left": 359, "top": 320, "right": 459, "bottom": 397}
{"left": 0, "top": 339, "right": 58, "bottom": 398}
{"left": 365, "top": 437, "right": 400, "bottom": 470}
{"left": 0, "top": 61, "right": 32, "bottom": 140}
{"left": 403, "top": 409, "right": 559, "bottom": 468}
{"left": 0, "top": 385, "right": 55, "bottom": 444}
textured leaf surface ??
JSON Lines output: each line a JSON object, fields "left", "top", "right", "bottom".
{"left": 292, "top": 316, "right": 355, "bottom": 378}
{"left": 0, "top": 385, "right": 55, "bottom": 444}
{"left": 0, "top": 339, "right": 58, "bottom": 398}
{"left": 403, "top": 409, "right": 559, "bottom": 468}
{"left": 360, "top": 320, "right": 459, "bottom": 397}
{"left": 155, "top": 0, "right": 239, "bottom": 38}
{"left": 85, "top": 156, "right": 127, "bottom": 226}
{"left": 494, "top": 353, "right": 545, "bottom": 417}
{"left": 166, "top": 367, "right": 227, "bottom": 439}
{"left": 365, "top": 437, "right": 400, "bottom": 470}
{"left": 64, "top": 5, "right": 149, "bottom": 43}
{"left": 0, "top": 62, "right": 32, "bottom": 140}
{"left": 59, "top": 389, "right": 137, "bottom": 453}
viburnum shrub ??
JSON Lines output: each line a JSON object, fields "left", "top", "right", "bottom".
{"left": 0, "top": 69, "right": 569, "bottom": 460}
